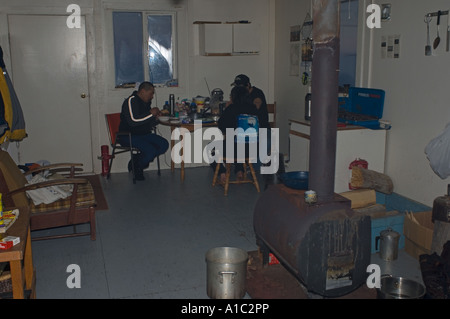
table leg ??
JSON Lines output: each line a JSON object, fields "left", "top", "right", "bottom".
{"left": 24, "top": 228, "right": 34, "bottom": 290}
{"left": 10, "top": 260, "right": 24, "bottom": 299}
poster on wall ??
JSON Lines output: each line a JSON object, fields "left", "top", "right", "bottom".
{"left": 290, "top": 43, "right": 300, "bottom": 76}
{"left": 290, "top": 25, "right": 301, "bottom": 42}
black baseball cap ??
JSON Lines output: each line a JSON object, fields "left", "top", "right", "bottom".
{"left": 231, "top": 74, "right": 250, "bottom": 86}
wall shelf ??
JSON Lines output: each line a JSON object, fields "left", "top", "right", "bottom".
{"left": 425, "top": 10, "right": 448, "bottom": 18}
{"left": 194, "top": 20, "right": 260, "bottom": 56}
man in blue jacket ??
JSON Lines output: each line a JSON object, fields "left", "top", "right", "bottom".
{"left": 119, "top": 82, "right": 169, "bottom": 181}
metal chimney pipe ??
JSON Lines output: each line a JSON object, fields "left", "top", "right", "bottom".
{"left": 309, "top": 0, "right": 340, "bottom": 202}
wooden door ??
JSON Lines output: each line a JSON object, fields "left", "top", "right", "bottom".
{"left": 8, "top": 15, "right": 93, "bottom": 171}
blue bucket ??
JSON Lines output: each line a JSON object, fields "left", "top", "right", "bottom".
{"left": 279, "top": 171, "right": 309, "bottom": 190}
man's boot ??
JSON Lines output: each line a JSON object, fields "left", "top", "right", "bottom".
{"left": 132, "top": 154, "right": 145, "bottom": 181}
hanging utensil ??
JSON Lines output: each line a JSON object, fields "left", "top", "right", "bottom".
{"left": 446, "top": 10, "right": 449, "bottom": 52}
{"left": 433, "top": 10, "right": 442, "bottom": 50}
{"left": 425, "top": 15, "right": 432, "bottom": 56}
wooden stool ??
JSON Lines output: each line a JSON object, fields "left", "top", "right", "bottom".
{"left": 212, "top": 157, "right": 260, "bottom": 196}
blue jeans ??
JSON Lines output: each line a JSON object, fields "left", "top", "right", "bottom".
{"left": 119, "top": 133, "right": 169, "bottom": 168}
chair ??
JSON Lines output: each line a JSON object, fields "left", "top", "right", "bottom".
{"left": 0, "top": 149, "right": 96, "bottom": 241}
{"left": 105, "top": 113, "right": 160, "bottom": 184}
{"left": 212, "top": 114, "right": 261, "bottom": 196}
{"left": 267, "top": 102, "right": 276, "bottom": 128}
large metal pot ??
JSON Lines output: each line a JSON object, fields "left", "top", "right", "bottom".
{"left": 205, "top": 247, "right": 248, "bottom": 299}
{"left": 377, "top": 276, "right": 426, "bottom": 299}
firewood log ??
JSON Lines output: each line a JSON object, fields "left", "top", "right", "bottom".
{"left": 351, "top": 166, "right": 393, "bottom": 194}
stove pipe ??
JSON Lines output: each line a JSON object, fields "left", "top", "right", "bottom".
{"left": 309, "top": 0, "right": 340, "bottom": 202}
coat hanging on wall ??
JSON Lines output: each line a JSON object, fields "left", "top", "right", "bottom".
{"left": 0, "top": 45, "right": 27, "bottom": 144}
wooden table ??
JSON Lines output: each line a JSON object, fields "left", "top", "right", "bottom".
{"left": 158, "top": 118, "right": 218, "bottom": 182}
{"left": 0, "top": 206, "right": 35, "bottom": 299}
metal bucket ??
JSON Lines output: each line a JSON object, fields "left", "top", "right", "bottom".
{"left": 205, "top": 247, "right": 248, "bottom": 299}
{"left": 377, "top": 276, "right": 426, "bottom": 299}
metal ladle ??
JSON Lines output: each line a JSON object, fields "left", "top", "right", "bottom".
{"left": 433, "top": 11, "right": 442, "bottom": 50}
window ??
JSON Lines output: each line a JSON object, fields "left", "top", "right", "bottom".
{"left": 113, "top": 11, "right": 177, "bottom": 88}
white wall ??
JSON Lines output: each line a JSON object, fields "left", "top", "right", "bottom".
{"left": 369, "top": 0, "right": 450, "bottom": 206}
{"left": 274, "top": 0, "right": 311, "bottom": 155}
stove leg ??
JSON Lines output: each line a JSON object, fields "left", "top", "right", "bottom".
{"left": 257, "top": 240, "right": 270, "bottom": 268}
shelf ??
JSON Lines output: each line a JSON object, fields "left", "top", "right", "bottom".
{"left": 196, "top": 20, "right": 260, "bottom": 56}
{"left": 193, "top": 21, "right": 221, "bottom": 24}
{"left": 425, "top": 10, "right": 448, "bottom": 18}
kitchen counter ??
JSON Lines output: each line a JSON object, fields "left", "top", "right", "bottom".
{"left": 288, "top": 118, "right": 387, "bottom": 193}
{"left": 289, "top": 118, "right": 370, "bottom": 130}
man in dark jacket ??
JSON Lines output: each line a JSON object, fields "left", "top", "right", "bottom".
{"left": 231, "top": 74, "right": 271, "bottom": 170}
{"left": 211, "top": 85, "right": 264, "bottom": 183}
{"left": 119, "top": 82, "right": 169, "bottom": 181}
{"left": 231, "top": 74, "right": 269, "bottom": 129}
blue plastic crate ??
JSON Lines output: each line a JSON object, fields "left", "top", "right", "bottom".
{"left": 338, "top": 87, "right": 385, "bottom": 128}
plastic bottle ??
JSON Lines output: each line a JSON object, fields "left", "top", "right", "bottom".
{"left": 304, "top": 92, "right": 312, "bottom": 121}
{"left": 190, "top": 102, "right": 197, "bottom": 114}
{"left": 169, "top": 94, "right": 175, "bottom": 116}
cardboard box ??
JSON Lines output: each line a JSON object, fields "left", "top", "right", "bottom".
{"left": 0, "top": 236, "right": 20, "bottom": 250}
{"left": 403, "top": 211, "right": 434, "bottom": 260}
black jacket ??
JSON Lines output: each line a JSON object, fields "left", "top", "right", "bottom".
{"left": 248, "top": 87, "right": 269, "bottom": 129}
{"left": 218, "top": 101, "right": 261, "bottom": 135}
{"left": 119, "top": 91, "right": 158, "bottom": 135}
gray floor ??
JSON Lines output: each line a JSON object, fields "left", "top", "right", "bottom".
{"left": 30, "top": 166, "right": 423, "bottom": 299}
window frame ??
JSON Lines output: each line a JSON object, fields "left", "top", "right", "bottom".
{"left": 143, "top": 11, "right": 178, "bottom": 87}
{"left": 111, "top": 9, "right": 178, "bottom": 89}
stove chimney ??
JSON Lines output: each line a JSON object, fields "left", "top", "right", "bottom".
{"left": 309, "top": 0, "right": 340, "bottom": 202}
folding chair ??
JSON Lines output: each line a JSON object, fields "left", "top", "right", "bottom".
{"left": 105, "top": 113, "right": 160, "bottom": 184}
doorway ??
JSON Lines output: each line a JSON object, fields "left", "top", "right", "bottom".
{"left": 8, "top": 14, "right": 93, "bottom": 171}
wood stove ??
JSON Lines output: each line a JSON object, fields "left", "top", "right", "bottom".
{"left": 253, "top": 0, "right": 371, "bottom": 297}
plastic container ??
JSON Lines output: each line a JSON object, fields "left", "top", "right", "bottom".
{"left": 278, "top": 171, "right": 309, "bottom": 190}
{"left": 338, "top": 87, "right": 385, "bottom": 128}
